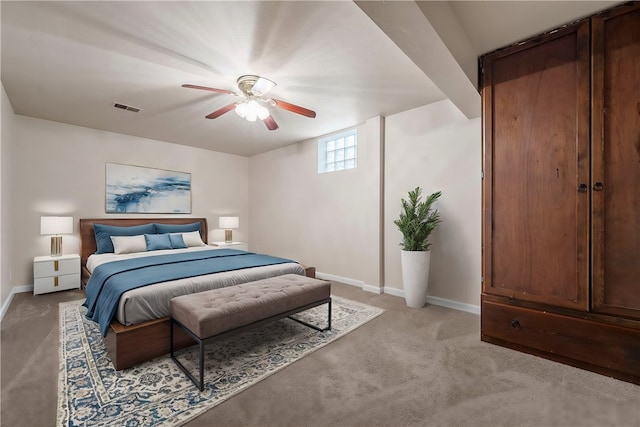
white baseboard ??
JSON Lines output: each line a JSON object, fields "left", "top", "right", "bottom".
{"left": 362, "top": 283, "right": 383, "bottom": 295}
{"left": 384, "top": 285, "right": 480, "bottom": 314}
{"left": 0, "top": 285, "right": 34, "bottom": 322}
{"left": 316, "top": 272, "right": 363, "bottom": 288}
{"left": 316, "top": 272, "right": 383, "bottom": 294}
{"left": 427, "top": 295, "right": 480, "bottom": 315}
{"left": 382, "top": 285, "right": 404, "bottom": 298}
{"left": 318, "top": 273, "right": 480, "bottom": 315}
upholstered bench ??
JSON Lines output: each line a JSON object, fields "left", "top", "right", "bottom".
{"left": 170, "top": 274, "right": 332, "bottom": 390}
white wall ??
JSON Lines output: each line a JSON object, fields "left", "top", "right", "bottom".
{"left": 249, "top": 117, "right": 383, "bottom": 290}
{"left": 7, "top": 116, "right": 249, "bottom": 289}
{"left": 250, "top": 98, "right": 481, "bottom": 308}
{"left": 384, "top": 100, "right": 481, "bottom": 306}
{"left": 1, "top": 83, "right": 16, "bottom": 308}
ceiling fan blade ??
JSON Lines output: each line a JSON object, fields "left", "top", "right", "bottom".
{"left": 263, "top": 115, "right": 279, "bottom": 131}
{"left": 182, "top": 84, "right": 236, "bottom": 95}
{"left": 205, "top": 103, "right": 237, "bottom": 119}
{"left": 272, "top": 99, "right": 317, "bottom": 118}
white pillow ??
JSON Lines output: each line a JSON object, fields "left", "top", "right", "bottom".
{"left": 110, "top": 235, "right": 147, "bottom": 255}
{"left": 180, "top": 230, "right": 206, "bottom": 247}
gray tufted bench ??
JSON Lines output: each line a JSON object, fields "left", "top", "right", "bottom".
{"left": 170, "top": 274, "right": 332, "bottom": 390}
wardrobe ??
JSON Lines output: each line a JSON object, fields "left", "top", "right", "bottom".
{"left": 481, "top": 2, "right": 640, "bottom": 384}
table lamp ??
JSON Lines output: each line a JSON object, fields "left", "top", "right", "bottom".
{"left": 219, "top": 217, "right": 239, "bottom": 243}
{"left": 41, "top": 216, "right": 73, "bottom": 256}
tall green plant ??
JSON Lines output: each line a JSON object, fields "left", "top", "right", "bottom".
{"left": 394, "top": 187, "right": 442, "bottom": 251}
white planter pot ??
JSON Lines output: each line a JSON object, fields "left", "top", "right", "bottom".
{"left": 401, "top": 250, "right": 431, "bottom": 308}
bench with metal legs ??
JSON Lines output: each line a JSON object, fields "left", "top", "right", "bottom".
{"left": 171, "top": 298, "right": 331, "bottom": 391}
{"left": 169, "top": 275, "right": 332, "bottom": 391}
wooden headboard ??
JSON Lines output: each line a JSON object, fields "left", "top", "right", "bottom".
{"left": 79, "top": 217, "right": 208, "bottom": 268}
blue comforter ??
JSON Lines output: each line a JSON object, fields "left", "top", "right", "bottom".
{"left": 83, "top": 249, "right": 296, "bottom": 336}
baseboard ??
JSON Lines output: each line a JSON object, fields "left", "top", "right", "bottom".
{"left": 318, "top": 273, "right": 480, "bottom": 315}
{"left": 382, "top": 285, "right": 404, "bottom": 298}
{"left": 316, "top": 271, "right": 364, "bottom": 288}
{"left": 316, "top": 272, "right": 383, "bottom": 294}
{"left": 0, "top": 285, "right": 34, "bottom": 322}
{"left": 384, "top": 285, "right": 479, "bottom": 314}
{"left": 0, "top": 292, "right": 15, "bottom": 322}
{"left": 426, "top": 295, "right": 480, "bottom": 315}
{"left": 362, "top": 283, "right": 383, "bottom": 295}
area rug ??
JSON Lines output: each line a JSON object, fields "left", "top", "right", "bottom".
{"left": 57, "top": 296, "right": 384, "bottom": 426}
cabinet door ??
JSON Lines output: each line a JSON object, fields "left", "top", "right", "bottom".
{"left": 482, "top": 21, "right": 590, "bottom": 310}
{"left": 591, "top": 4, "right": 640, "bottom": 318}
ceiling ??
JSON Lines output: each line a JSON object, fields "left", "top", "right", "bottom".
{"left": 1, "top": 1, "right": 621, "bottom": 157}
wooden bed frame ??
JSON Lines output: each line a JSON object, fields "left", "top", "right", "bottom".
{"left": 79, "top": 217, "right": 208, "bottom": 370}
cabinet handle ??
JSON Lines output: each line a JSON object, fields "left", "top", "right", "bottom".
{"left": 511, "top": 319, "right": 521, "bottom": 330}
{"left": 54, "top": 276, "right": 59, "bottom": 287}
{"left": 593, "top": 182, "right": 603, "bottom": 191}
{"left": 54, "top": 260, "right": 59, "bottom": 271}
{"left": 577, "top": 183, "right": 588, "bottom": 192}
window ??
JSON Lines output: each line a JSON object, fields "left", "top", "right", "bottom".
{"left": 318, "top": 129, "right": 357, "bottom": 174}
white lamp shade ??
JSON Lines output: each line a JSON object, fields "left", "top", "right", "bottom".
{"left": 41, "top": 216, "right": 73, "bottom": 235}
{"left": 219, "top": 216, "right": 239, "bottom": 229}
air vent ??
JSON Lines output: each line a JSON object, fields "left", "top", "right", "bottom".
{"left": 113, "top": 103, "right": 141, "bottom": 113}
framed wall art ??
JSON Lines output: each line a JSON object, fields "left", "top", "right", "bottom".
{"left": 105, "top": 163, "right": 191, "bottom": 213}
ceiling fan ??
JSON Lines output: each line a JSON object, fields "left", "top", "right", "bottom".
{"left": 182, "top": 75, "right": 316, "bottom": 131}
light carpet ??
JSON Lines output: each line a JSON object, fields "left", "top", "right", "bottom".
{"left": 57, "top": 296, "right": 383, "bottom": 426}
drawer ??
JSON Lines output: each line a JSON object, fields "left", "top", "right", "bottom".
{"left": 34, "top": 257, "right": 80, "bottom": 278}
{"left": 209, "top": 243, "right": 248, "bottom": 251}
{"left": 482, "top": 299, "right": 640, "bottom": 379}
{"left": 34, "top": 273, "right": 81, "bottom": 295}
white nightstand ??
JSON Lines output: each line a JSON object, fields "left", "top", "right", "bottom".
{"left": 33, "top": 254, "right": 81, "bottom": 295}
{"left": 209, "top": 241, "right": 248, "bottom": 251}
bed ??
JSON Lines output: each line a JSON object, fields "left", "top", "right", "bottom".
{"left": 79, "top": 217, "right": 308, "bottom": 370}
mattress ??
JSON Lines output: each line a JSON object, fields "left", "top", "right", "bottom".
{"left": 86, "top": 247, "right": 305, "bottom": 326}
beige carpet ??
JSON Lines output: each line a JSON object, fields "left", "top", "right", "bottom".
{"left": 2, "top": 283, "right": 639, "bottom": 427}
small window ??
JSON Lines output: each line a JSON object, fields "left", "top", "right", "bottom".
{"left": 318, "top": 129, "right": 357, "bottom": 174}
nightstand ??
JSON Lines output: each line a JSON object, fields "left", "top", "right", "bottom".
{"left": 209, "top": 241, "right": 248, "bottom": 251}
{"left": 33, "top": 254, "right": 81, "bottom": 295}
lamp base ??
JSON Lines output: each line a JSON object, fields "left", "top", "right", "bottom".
{"left": 224, "top": 229, "right": 233, "bottom": 243}
{"left": 51, "top": 236, "right": 62, "bottom": 257}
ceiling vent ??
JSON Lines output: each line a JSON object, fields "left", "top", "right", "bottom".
{"left": 113, "top": 103, "right": 141, "bottom": 113}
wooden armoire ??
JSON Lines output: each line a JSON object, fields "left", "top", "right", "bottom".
{"left": 481, "top": 2, "right": 640, "bottom": 384}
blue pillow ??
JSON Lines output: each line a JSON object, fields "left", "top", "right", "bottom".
{"left": 145, "top": 233, "right": 172, "bottom": 251}
{"left": 94, "top": 223, "right": 156, "bottom": 254}
{"left": 154, "top": 222, "right": 201, "bottom": 234}
{"left": 168, "top": 233, "right": 188, "bottom": 249}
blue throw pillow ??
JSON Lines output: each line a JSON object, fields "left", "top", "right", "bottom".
{"left": 154, "top": 222, "right": 201, "bottom": 234}
{"left": 94, "top": 223, "right": 156, "bottom": 254}
{"left": 145, "top": 233, "right": 172, "bottom": 251}
{"left": 168, "top": 233, "right": 188, "bottom": 249}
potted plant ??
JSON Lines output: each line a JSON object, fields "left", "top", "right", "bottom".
{"left": 394, "top": 187, "right": 442, "bottom": 308}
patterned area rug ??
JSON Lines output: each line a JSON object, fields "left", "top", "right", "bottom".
{"left": 57, "top": 296, "right": 383, "bottom": 426}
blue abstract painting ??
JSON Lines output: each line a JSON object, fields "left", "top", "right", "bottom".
{"left": 106, "top": 163, "right": 191, "bottom": 213}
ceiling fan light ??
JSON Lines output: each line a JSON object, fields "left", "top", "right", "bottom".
{"left": 246, "top": 100, "right": 264, "bottom": 121}
{"left": 234, "top": 99, "right": 270, "bottom": 122}
{"left": 244, "top": 100, "right": 268, "bottom": 120}
{"left": 257, "top": 108, "right": 270, "bottom": 120}
{"left": 247, "top": 99, "right": 260, "bottom": 110}
{"left": 235, "top": 102, "right": 248, "bottom": 118}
